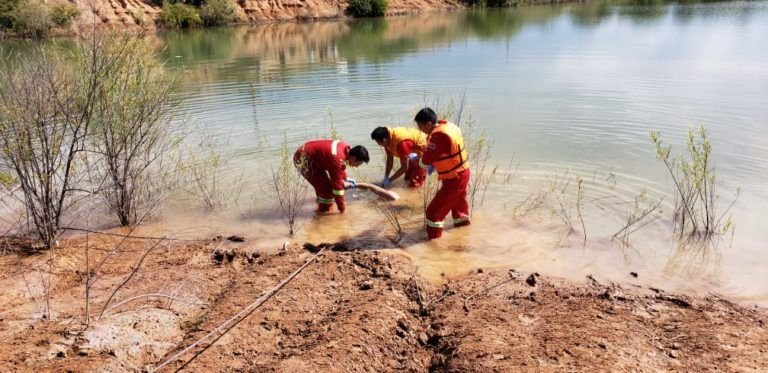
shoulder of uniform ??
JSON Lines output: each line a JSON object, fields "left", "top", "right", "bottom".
{"left": 428, "top": 132, "right": 452, "bottom": 147}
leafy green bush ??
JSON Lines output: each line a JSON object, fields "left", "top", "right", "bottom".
{"left": 10, "top": 0, "right": 53, "bottom": 37}
{"left": 347, "top": 0, "right": 388, "bottom": 17}
{"left": 0, "top": 171, "right": 15, "bottom": 186}
{"left": 0, "top": 0, "right": 22, "bottom": 29}
{"left": 160, "top": 1, "right": 202, "bottom": 28}
{"left": 199, "top": 0, "right": 235, "bottom": 26}
{"left": 51, "top": 3, "right": 79, "bottom": 27}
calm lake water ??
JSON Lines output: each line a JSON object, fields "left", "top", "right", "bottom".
{"left": 153, "top": 0, "right": 768, "bottom": 305}
{"left": 5, "top": 1, "right": 768, "bottom": 304}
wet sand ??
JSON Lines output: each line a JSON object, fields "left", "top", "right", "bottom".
{"left": 1, "top": 234, "right": 766, "bottom": 371}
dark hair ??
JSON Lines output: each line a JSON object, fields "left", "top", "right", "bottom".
{"left": 414, "top": 107, "right": 437, "bottom": 125}
{"left": 349, "top": 145, "right": 370, "bottom": 163}
{"left": 371, "top": 127, "right": 389, "bottom": 142}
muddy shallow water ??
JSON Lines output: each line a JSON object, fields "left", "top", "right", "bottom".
{"left": 131, "top": 0, "right": 768, "bottom": 306}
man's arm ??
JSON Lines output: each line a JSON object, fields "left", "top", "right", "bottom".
{"left": 419, "top": 133, "right": 451, "bottom": 167}
{"left": 390, "top": 139, "right": 415, "bottom": 181}
{"left": 384, "top": 152, "right": 394, "bottom": 178}
{"left": 389, "top": 155, "right": 409, "bottom": 181}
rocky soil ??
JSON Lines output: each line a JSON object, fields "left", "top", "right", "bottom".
{"left": 1, "top": 234, "right": 766, "bottom": 371}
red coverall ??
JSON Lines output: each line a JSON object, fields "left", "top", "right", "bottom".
{"left": 294, "top": 140, "right": 349, "bottom": 213}
{"left": 420, "top": 130, "right": 471, "bottom": 239}
{"left": 390, "top": 139, "right": 427, "bottom": 188}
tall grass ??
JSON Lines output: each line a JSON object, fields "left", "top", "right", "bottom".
{"left": 370, "top": 199, "right": 403, "bottom": 242}
{"left": 271, "top": 136, "right": 308, "bottom": 235}
{"left": 651, "top": 125, "right": 738, "bottom": 238}
{"left": 181, "top": 134, "right": 245, "bottom": 210}
{"left": 612, "top": 189, "right": 663, "bottom": 245}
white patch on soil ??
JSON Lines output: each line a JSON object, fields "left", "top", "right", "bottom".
{"left": 82, "top": 308, "right": 183, "bottom": 369}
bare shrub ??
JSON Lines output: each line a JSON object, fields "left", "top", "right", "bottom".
{"left": 371, "top": 199, "right": 403, "bottom": 242}
{"left": 89, "top": 32, "right": 181, "bottom": 226}
{"left": 510, "top": 189, "right": 549, "bottom": 218}
{"left": 0, "top": 173, "right": 26, "bottom": 242}
{"left": 0, "top": 47, "right": 92, "bottom": 248}
{"left": 651, "top": 126, "right": 738, "bottom": 238}
{"left": 181, "top": 134, "right": 245, "bottom": 210}
{"left": 547, "top": 171, "right": 575, "bottom": 232}
{"left": 612, "top": 189, "right": 663, "bottom": 245}
{"left": 271, "top": 137, "right": 308, "bottom": 235}
{"left": 575, "top": 176, "right": 586, "bottom": 241}
{"left": 461, "top": 110, "right": 496, "bottom": 210}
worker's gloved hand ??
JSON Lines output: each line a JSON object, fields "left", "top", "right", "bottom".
{"left": 381, "top": 176, "right": 391, "bottom": 188}
{"left": 426, "top": 165, "right": 435, "bottom": 175}
{"left": 344, "top": 178, "right": 357, "bottom": 188}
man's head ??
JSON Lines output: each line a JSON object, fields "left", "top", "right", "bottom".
{"left": 347, "top": 145, "right": 370, "bottom": 167}
{"left": 370, "top": 127, "right": 390, "bottom": 147}
{"left": 414, "top": 107, "right": 438, "bottom": 135}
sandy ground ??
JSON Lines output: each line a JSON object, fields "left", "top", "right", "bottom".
{"left": 1, "top": 233, "right": 766, "bottom": 372}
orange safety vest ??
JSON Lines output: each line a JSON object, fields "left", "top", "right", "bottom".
{"left": 385, "top": 127, "right": 427, "bottom": 156}
{"left": 429, "top": 121, "right": 469, "bottom": 180}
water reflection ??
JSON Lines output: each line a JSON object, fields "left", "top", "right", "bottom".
{"left": 158, "top": 8, "right": 569, "bottom": 82}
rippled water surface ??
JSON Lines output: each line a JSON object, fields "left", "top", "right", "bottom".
{"left": 151, "top": 0, "right": 768, "bottom": 305}
{"left": 26, "top": 1, "right": 768, "bottom": 303}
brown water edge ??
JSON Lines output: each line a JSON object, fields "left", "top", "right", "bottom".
{"left": 0, "top": 236, "right": 766, "bottom": 371}
{"left": 142, "top": 170, "right": 767, "bottom": 309}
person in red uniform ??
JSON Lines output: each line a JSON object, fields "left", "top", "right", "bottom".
{"left": 370, "top": 126, "right": 427, "bottom": 188}
{"left": 294, "top": 139, "right": 369, "bottom": 213}
{"left": 414, "top": 107, "right": 471, "bottom": 239}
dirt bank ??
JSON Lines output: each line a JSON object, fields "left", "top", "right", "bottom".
{"left": 65, "top": 0, "right": 462, "bottom": 32}
{"left": 58, "top": 0, "right": 580, "bottom": 33}
{"left": 0, "top": 234, "right": 766, "bottom": 371}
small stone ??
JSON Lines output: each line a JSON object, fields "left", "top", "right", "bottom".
{"left": 56, "top": 350, "right": 67, "bottom": 358}
{"left": 360, "top": 281, "right": 374, "bottom": 290}
{"left": 397, "top": 319, "right": 409, "bottom": 331}
{"left": 418, "top": 332, "right": 429, "bottom": 345}
{"left": 630, "top": 272, "right": 638, "bottom": 278}
{"left": 526, "top": 274, "right": 537, "bottom": 287}
{"left": 493, "top": 354, "right": 505, "bottom": 360}
{"left": 598, "top": 342, "right": 607, "bottom": 349}
{"left": 477, "top": 268, "right": 484, "bottom": 274}
{"left": 227, "top": 235, "right": 245, "bottom": 242}
{"left": 668, "top": 350, "right": 679, "bottom": 359}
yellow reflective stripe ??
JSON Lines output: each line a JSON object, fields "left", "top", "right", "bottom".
{"left": 454, "top": 216, "right": 470, "bottom": 224}
{"left": 331, "top": 140, "right": 340, "bottom": 156}
{"left": 318, "top": 197, "right": 334, "bottom": 204}
{"left": 332, "top": 189, "right": 344, "bottom": 196}
{"left": 426, "top": 219, "right": 444, "bottom": 228}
